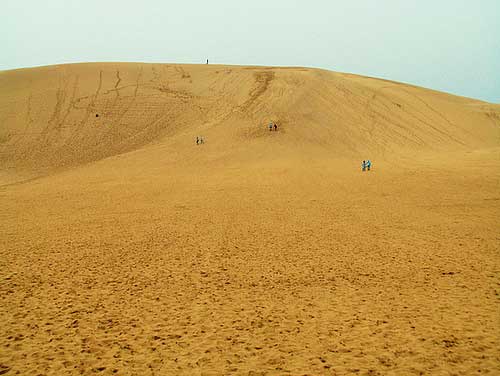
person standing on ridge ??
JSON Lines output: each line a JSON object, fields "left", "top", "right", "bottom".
{"left": 362, "top": 160, "right": 366, "bottom": 171}
{"left": 367, "top": 160, "right": 371, "bottom": 171}
{"left": 274, "top": 123, "right": 278, "bottom": 131}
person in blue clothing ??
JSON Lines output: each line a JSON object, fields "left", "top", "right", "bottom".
{"left": 366, "top": 160, "right": 372, "bottom": 171}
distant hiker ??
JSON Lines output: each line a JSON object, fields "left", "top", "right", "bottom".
{"left": 366, "top": 160, "right": 372, "bottom": 171}
{"left": 362, "top": 160, "right": 366, "bottom": 171}
{"left": 200, "top": 136, "right": 204, "bottom": 144}
{"left": 206, "top": 59, "right": 209, "bottom": 64}
{"left": 269, "top": 123, "right": 273, "bottom": 131}
{"left": 196, "top": 136, "right": 199, "bottom": 145}
{"left": 274, "top": 123, "right": 278, "bottom": 131}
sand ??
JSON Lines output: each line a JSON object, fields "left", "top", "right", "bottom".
{"left": 0, "top": 63, "right": 499, "bottom": 375}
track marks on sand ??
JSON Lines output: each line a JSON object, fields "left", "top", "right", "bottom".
{"left": 241, "top": 71, "right": 275, "bottom": 111}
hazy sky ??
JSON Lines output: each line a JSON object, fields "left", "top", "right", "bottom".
{"left": 2, "top": 0, "right": 499, "bottom": 102}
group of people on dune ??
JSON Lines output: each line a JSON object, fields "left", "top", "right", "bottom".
{"left": 362, "top": 160, "right": 372, "bottom": 171}
{"left": 268, "top": 122, "right": 278, "bottom": 131}
{"left": 196, "top": 136, "right": 204, "bottom": 145}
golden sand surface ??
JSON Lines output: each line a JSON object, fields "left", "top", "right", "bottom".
{"left": 1, "top": 63, "right": 499, "bottom": 375}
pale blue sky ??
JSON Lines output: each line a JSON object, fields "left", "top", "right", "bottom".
{"left": 2, "top": 0, "right": 499, "bottom": 102}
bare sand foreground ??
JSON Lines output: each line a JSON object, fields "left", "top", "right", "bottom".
{"left": 0, "top": 63, "right": 499, "bottom": 375}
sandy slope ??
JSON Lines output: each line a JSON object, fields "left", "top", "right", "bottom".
{"left": 1, "top": 63, "right": 498, "bottom": 178}
{"left": 0, "top": 63, "right": 499, "bottom": 375}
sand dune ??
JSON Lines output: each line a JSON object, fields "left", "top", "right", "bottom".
{"left": 0, "top": 63, "right": 499, "bottom": 375}
{"left": 1, "top": 63, "right": 498, "bottom": 177}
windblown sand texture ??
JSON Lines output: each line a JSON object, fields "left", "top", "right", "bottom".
{"left": 1, "top": 63, "right": 499, "bottom": 375}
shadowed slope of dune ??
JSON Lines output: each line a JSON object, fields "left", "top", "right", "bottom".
{"left": 1, "top": 63, "right": 498, "bottom": 180}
